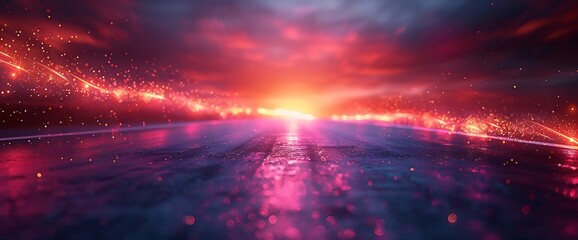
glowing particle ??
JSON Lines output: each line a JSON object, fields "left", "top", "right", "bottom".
{"left": 285, "top": 227, "right": 301, "bottom": 239}
{"left": 36, "top": 172, "right": 42, "bottom": 178}
{"left": 268, "top": 215, "right": 278, "bottom": 224}
{"left": 259, "top": 207, "right": 269, "bottom": 216}
{"left": 521, "top": 205, "right": 531, "bottom": 215}
{"left": 374, "top": 219, "right": 385, "bottom": 236}
{"left": 226, "top": 220, "right": 235, "bottom": 228}
{"left": 346, "top": 203, "right": 356, "bottom": 213}
{"left": 448, "top": 213, "right": 458, "bottom": 223}
{"left": 341, "top": 228, "right": 356, "bottom": 239}
{"left": 183, "top": 215, "right": 196, "bottom": 225}
{"left": 311, "top": 210, "right": 320, "bottom": 219}
{"left": 326, "top": 216, "right": 336, "bottom": 225}
{"left": 255, "top": 220, "right": 266, "bottom": 229}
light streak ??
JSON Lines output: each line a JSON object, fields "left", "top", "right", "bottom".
{"left": 0, "top": 49, "right": 234, "bottom": 116}
{"left": 0, "top": 51, "right": 14, "bottom": 59}
{"left": 34, "top": 62, "right": 70, "bottom": 82}
{"left": 332, "top": 113, "right": 578, "bottom": 149}
{"left": 0, "top": 59, "right": 29, "bottom": 73}
{"left": 354, "top": 121, "right": 578, "bottom": 150}
{"left": 69, "top": 73, "right": 108, "bottom": 92}
{"left": 532, "top": 121, "right": 578, "bottom": 145}
{"left": 0, "top": 121, "right": 219, "bottom": 142}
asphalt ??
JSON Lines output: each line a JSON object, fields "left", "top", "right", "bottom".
{"left": 1, "top": 119, "right": 577, "bottom": 239}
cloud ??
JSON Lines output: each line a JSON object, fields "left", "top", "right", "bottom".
{"left": 3, "top": 0, "right": 578, "bottom": 114}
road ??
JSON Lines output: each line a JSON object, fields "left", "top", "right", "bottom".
{"left": 1, "top": 119, "right": 578, "bottom": 239}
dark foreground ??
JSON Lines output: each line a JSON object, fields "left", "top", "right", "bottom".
{"left": 1, "top": 120, "right": 578, "bottom": 239}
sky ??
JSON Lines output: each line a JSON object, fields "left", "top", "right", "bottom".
{"left": 0, "top": 0, "right": 577, "bottom": 126}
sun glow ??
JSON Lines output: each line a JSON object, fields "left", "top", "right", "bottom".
{"left": 257, "top": 108, "right": 315, "bottom": 121}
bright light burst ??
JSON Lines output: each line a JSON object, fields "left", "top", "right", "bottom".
{"left": 257, "top": 108, "right": 315, "bottom": 121}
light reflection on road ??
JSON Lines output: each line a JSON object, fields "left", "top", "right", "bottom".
{"left": 1, "top": 120, "right": 578, "bottom": 239}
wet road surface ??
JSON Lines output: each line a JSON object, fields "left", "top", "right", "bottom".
{"left": 1, "top": 119, "right": 578, "bottom": 239}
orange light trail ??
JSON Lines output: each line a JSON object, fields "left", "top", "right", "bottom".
{"left": 0, "top": 50, "right": 223, "bottom": 114}
{"left": 0, "top": 59, "right": 29, "bottom": 73}
{"left": 69, "top": 73, "right": 108, "bottom": 92}
{"left": 332, "top": 113, "right": 578, "bottom": 149}
{"left": 532, "top": 121, "right": 578, "bottom": 145}
{"left": 413, "top": 126, "right": 578, "bottom": 150}
{"left": 0, "top": 51, "right": 14, "bottom": 59}
{"left": 34, "top": 62, "right": 70, "bottom": 82}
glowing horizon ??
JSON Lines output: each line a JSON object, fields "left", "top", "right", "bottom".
{"left": 0, "top": 1, "right": 577, "bottom": 148}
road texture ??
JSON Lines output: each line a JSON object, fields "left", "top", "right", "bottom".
{"left": 1, "top": 119, "right": 578, "bottom": 239}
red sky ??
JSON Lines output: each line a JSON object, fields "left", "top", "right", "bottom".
{"left": 1, "top": 0, "right": 578, "bottom": 118}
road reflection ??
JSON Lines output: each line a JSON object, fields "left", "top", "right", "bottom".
{"left": 253, "top": 122, "right": 309, "bottom": 239}
{"left": 1, "top": 120, "right": 578, "bottom": 239}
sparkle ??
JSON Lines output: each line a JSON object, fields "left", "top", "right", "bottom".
{"left": 448, "top": 213, "right": 458, "bottom": 223}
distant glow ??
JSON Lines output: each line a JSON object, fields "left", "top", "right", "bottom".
{"left": 257, "top": 108, "right": 315, "bottom": 121}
